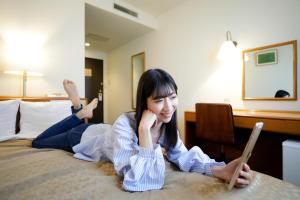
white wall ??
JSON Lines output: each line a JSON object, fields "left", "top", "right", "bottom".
{"left": 85, "top": 48, "right": 108, "bottom": 122}
{"left": 0, "top": 0, "right": 85, "bottom": 97}
{"left": 107, "top": 0, "right": 300, "bottom": 140}
{"left": 107, "top": 46, "right": 135, "bottom": 122}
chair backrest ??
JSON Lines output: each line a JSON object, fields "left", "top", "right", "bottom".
{"left": 195, "top": 103, "right": 235, "bottom": 145}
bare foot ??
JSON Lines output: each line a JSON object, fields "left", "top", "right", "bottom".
{"left": 63, "top": 80, "right": 81, "bottom": 108}
{"left": 76, "top": 98, "right": 98, "bottom": 119}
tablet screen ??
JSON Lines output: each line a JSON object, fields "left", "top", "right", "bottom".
{"left": 228, "top": 122, "right": 264, "bottom": 190}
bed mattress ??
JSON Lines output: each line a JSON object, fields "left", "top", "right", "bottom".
{"left": 0, "top": 139, "right": 299, "bottom": 200}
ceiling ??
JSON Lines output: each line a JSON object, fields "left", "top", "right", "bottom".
{"left": 85, "top": 0, "right": 184, "bottom": 52}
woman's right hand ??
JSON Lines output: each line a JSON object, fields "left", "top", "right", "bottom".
{"left": 139, "top": 110, "right": 157, "bottom": 132}
{"left": 138, "top": 110, "right": 157, "bottom": 148}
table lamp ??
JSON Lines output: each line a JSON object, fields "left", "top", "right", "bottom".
{"left": 3, "top": 70, "right": 43, "bottom": 96}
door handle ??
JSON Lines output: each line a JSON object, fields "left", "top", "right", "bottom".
{"left": 98, "top": 89, "right": 103, "bottom": 101}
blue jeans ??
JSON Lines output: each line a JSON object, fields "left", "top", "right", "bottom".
{"left": 32, "top": 106, "right": 90, "bottom": 153}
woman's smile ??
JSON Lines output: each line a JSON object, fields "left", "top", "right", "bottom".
{"left": 160, "top": 111, "right": 173, "bottom": 118}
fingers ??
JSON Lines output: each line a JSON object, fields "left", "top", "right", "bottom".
{"left": 144, "top": 110, "right": 157, "bottom": 121}
{"left": 148, "top": 111, "right": 158, "bottom": 128}
{"left": 140, "top": 110, "right": 157, "bottom": 130}
{"left": 243, "top": 163, "right": 251, "bottom": 172}
{"left": 235, "top": 177, "right": 250, "bottom": 187}
{"left": 151, "top": 118, "right": 158, "bottom": 128}
{"left": 239, "top": 170, "right": 252, "bottom": 181}
{"left": 234, "top": 165, "right": 253, "bottom": 187}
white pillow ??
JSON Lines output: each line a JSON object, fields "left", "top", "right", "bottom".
{"left": 18, "top": 100, "right": 72, "bottom": 139}
{"left": 0, "top": 100, "right": 20, "bottom": 137}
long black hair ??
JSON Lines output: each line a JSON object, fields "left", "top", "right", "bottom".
{"left": 135, "top": 68, "right": 178, "bottom": 150}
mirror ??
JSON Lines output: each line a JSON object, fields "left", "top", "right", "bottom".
{"left": 242, "top": 40, "right": 297, "bottom": 100}
{"left": 132, "top": 52, "right": 145, "bottom": 109}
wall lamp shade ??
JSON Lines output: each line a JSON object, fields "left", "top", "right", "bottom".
{"left": 217, "top": 31, "right": 238, "bottom": 61}
{"left": 3, "top": 70, "right": 43, "bottom": 96}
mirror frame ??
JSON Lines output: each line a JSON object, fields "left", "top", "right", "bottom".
{"left": 132, "top": 52, "right": 145, "bottom": 109}
{"left": 242, "top": 40, "right": 297, "bottom": 100}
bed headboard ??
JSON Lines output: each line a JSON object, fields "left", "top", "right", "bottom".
{"left": 0, "top": 96, "right": 86, "bottom": 102}
{"left": 0, "top": 96, "right": 87, "bottom": 104}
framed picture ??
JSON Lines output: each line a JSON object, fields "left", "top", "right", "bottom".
{"left": 255, "top": 49, "right": 277, "bottom": 66}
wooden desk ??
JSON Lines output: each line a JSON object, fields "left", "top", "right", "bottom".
{"left": 185, "top": 109, "right": 300, "bottom": 179}
{"left": 185, "top": 109, "right": 300, "bottom": 137}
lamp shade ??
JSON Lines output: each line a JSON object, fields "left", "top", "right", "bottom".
{"left": 217, "top": 31, "right": 240, "bottom": 62}
{"left": 3, "top": 70, "right": 43, "bottom": 96}
{"left": 217, "top": 40, "right": 238, "bottom": 61}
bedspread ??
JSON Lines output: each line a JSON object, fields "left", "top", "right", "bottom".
{"left": 0, "top": 140, "right": 299, "bottom": 200}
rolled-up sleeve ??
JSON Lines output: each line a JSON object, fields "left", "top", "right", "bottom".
{"left": 113, "top": 114, "right": 165, "bottom": 192}
{"left": 167, "top": 133, "right": 225, "bottom": 176}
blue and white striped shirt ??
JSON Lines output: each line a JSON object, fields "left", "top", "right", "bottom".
{"left": 73, "top": 112, "right": 225, "bottom": 192}
{"left": 112, "top": 112, "right": 225, "bottom": 192}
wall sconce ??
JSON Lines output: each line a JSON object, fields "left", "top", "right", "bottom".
{"left": 3, "top": 70, "right": 43, "bottom": 96}
{"left": 217, "top": 31, "right": 238, "bottom": 61}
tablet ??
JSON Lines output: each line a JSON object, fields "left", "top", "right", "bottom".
{"left": 228, "top": 122, "right": 264, "bottom": 190}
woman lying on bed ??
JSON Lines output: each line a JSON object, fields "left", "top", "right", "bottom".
{"left": 32, "top": 68, "right": 253, "bottom": 192}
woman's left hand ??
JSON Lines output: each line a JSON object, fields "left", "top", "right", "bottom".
{"left": 212, "top": 158, "right": 253, "bottom": 188}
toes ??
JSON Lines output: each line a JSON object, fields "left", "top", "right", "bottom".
{"left": 83, "top": 99, "right": 98, "bottom": 114}
{"left": 91, "top": 98, "right": 98, "bottom": 107}
{"left": 63, "top": 79, "right": 74, "bottom": 86}
{"left": 92, "top": 98, "right": 98, "bottom": 104}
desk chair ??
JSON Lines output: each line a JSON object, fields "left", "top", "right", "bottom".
{"left": 195, "top": 103, "right": 241, "bottom": 162}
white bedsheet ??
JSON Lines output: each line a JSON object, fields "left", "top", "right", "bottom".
{"left": 0, "top": 132, "right": 37, "bottom": 142}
